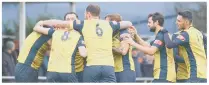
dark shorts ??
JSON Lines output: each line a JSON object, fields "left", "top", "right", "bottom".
{"left": 76, "top": 71, "right": 83, "bottom": 82}
{"left": 152, "top": 79, "right": 172, "bottom": 83}
{"left": 46, "top": 72, "right": 78, "bottom": 82}
{"left": 115, "top": 70, "right": 136, "bottom": 82}
{"left": 83, "top": 65, "right": 116, "bottom": 83}
{"left": 15, "top": 63, "right": 38, "bottom": 82}
{"left": 185, "top": 78, "right": 207, "bottom": 83}
{"left": 176, "top": 79, "right": 187, "bottom": 83}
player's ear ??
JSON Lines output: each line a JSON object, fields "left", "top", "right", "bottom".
{"left": 155, "top": 20, "right": 159, "bottom": 26}
{"left": 185, "top": 19, "right": 190, "bottom": 25}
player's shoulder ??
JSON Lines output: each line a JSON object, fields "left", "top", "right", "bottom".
{"left": 179, "top": 31, "right": 189, "bottom": 37}
{"left": 74, "top": 20, "right": 84, "bottom": 25}
{"left": 156, "top": 31, "right": 164, "bottom": 38}
{"left": 174, "top": 31, "right": 181, "bottom": 34}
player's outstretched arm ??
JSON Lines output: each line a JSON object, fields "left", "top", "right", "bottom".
{"left": 130, "top": 26, "right": 150, "bottom": 47}
{"left": 112, "top": 47, "right": 123, "bottom": 55}
{"left": 164, "top": 32, "right": 178, "bottom": 48}
{"left": 164, "top": 31, "right": 189, "bottom": 49}
{"left": 119, "top": 21, "right": 132, "bottom": 29}
{"left": 173, "top": 48, "right": 185, "bottom": 63}
{"left": 125, "top": 37, "right": 158, "bottom": 55}
{"left": 33, "top": 21, "right": 52, "bottom": 35}
{"left": 119, "top": 34, "right": 130, "bottom": 55}
{"left": 42, "top": 19, "right": 74, "bottom": 30}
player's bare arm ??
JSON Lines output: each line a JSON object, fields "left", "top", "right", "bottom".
{"left": 42, "top": 19, "right": 74, "bottom": 29}
{"left": 119, "top": 21, "right": 133, "bottom": 29}
{"left": 78, "top": 46, "right": 87, "bottom": 58}
{"left": 33, "top": 21, "right": 52, "bottom": 35}
{"left": 119, "top": 34, "right": 131, "bottom": 55}
{"left": 112, "top": 47, "right": 123, "bottom": 55}
{"left": 125, "top": 36, "right": 158, "bottom": 55}
{"left": 129, "top": 26, "right": 150, "bottom": 47}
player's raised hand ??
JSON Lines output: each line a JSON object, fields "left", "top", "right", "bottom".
{"left": 128, "top": 26, "right": 137, "bottom": 35}
{"left": 123, "top": 35, "right": 136, "bottom": 46}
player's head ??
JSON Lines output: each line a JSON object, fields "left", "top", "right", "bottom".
{"left": 147, "top": 12, "right": 164, "bottom": 32}
{"left": 85, "top": 4, "right": 100, "bottom": 20}
{"left": 176, "top": 10, "right": 192, "bottom": 30}
{"left": 105, "top": 13, "right": 122, "bottom": 22}
{"left": 64, "top": 12, "right": 78, "bottom": 21}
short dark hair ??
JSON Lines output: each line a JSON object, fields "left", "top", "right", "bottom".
{"left": 178, "top": 10, "right": 192, "bottom": 23}
{"left": 64, "top": 12, "right": 78, "bottom": 20}
{"left": 86, "top": 4, "right": 100, "bottom": 16}
{"left": 148, "top": 12, "right": 164, "bottom": 26}
{"left": 105, "top": 13, "right": 122, "bottom": 22}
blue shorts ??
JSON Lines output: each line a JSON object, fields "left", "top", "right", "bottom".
{"left": 176, "top": 79, "right": 187, "bottom": 83}
{"left": 152, "top": 79, "right": 172, "bottom": 83}
{"left": 46, "top": 72, "right": 78, "bottom": 82}
{"left": 115, "top": 69, "right": 136, "bottom": 82}
{"left": 15, "top": 63, "right": 38, "bottom": 82}
{"left": 185, "top": 78, "right": 207, "bottom": 83}
{"left": 83, "top": 65, "right": 116, "bottom": 82}
{"left": 76, "top": 71, "right": 83, "bottom": 82}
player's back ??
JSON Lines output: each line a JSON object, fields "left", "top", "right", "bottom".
{"left": 18, "top": 31, "right": 50, "bottom": 69}
{"left": 47, "top": 30, "right": 81, "bottom": 73}
{"left": 82, "top": 20, "right": 114, "bottom": 66}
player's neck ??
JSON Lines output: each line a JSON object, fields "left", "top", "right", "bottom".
{"left": 155, "top": 26, "right": 163, "bottom": 35}
{"left": 183, "top": 25, "right": 191, "bottom": 31}
{"left": 89, "top": 16, "right": 99, "bottom": 20}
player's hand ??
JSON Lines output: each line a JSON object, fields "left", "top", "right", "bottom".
{"left": 128, "top": 26, "right": 137, "bottom": 35}
{"left": 123, "top": 35, "right": 136, "bottom": 46}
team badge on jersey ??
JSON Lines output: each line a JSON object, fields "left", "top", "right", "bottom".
{"left": 154, "top": 40, "right": 163, "bottom": 46}
{"left": 61, "top": 31, "right": 69, "bottom": 41}
{"left": 96, "top": 23, "right": 103, "bottom": 37}
{"left": 177, "top": 35, "right": 185, "bottom": 41}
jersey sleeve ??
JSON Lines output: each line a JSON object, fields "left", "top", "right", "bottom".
{"left": 42, "top": 25, "right": 55, "bottom": 36}
{"left": 152, "top": 32, "right": 164, "bottom": 50}
{"left": 73, "top": 20, "right": 84, "bottom": 33}
{"left": 47, "top": 27, "right": 55, "bottom": 37}
{"left": 109, "top": 21, "right": 120, "bottom": 32}
{"left": 173, "top": 47, "right": 185, "bottom": 63}
{"left": 173, "top": 31, "right": 189, "bottom": 45}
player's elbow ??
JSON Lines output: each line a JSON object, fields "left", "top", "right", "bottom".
{"left": 33, "top": 26, "right": 38, "bottom": 32}
{"left": 79, "top": 48, "right": 87, "bottom": 58}
{"left": 125, "top": 21, "right": 133, "bottom": 28}
{"left": 120, "top": 21, "right": 132, "bottom": 29}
